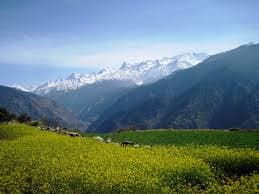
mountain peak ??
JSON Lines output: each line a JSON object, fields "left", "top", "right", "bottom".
{"left": 66, "top": 73, "right": 82, "bottom": 80}
{"left": 98, "top": 67, "right": 115, "bottom": 74}
{"left": 31, "top": 52, "right": 209, "bottom": 95}
{"left": 91, "top": 43, "right": 259, "bottom": 132}
{"left": 12, "top": 84, "right": 36, "bottom": 92}
{"left": 120, "top": 62, "right": 133, "bottom": 70}
{"left": 245, "top": 42, "right": 256, "bottom": 46}
{"left": 173, "top": 52, "right": 209, "bottom": 60}
{"left": 237, "top": 42, "right": 258, "bottom": 49}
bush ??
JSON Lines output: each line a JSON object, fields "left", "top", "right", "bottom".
{"left": 0, "top": 107, "right": 16, "bottom": 122}
{"left": 29, "top": 121, "right": 39, "bottom": 126}
{"left": 17, "top": 113, "right": 31, "bottom": 123}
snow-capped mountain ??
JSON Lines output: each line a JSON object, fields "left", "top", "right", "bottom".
{"left": 12, "top": 84, "right": 37, "bottom": 92}
{"left": 31, "top": 52, "right": 209, "bottom": 95}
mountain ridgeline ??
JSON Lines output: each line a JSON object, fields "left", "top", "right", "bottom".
{"left": 31, "top": 52, "right": 209, "bottom": 95}
{"left": 27, "top": 52, "right": 208, "bottom": 129}
{"left": 47, "top": 80, "right": 136, "bottom": 124}
{"left": 90, "top": 43, "right": 259, "bottom": 132}
{"left": 6, "top": 44, "right": 259, "bottom": 132}
{"left": 0, "top": 86, "right": 85, "bottom": 129}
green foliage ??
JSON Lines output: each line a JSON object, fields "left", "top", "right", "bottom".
{"left": 89, "top": 130, "right": 259, "bottom": 149}
{"left": 29, "top": 121, "right": 39, "bottom": 126}
{"left": 0, "top": 124, "right": 259, "bottom": 193}
{"left": 0, "top": 107, "right": 16, "bottom": 122}
{"left": 17, "top": 113, "right": 31, "bottom": 123}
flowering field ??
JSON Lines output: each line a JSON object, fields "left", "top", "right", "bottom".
{"left": 0, "top": 124, "right": 259, "bottom": 193}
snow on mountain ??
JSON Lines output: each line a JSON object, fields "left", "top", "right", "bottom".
{"left": 32, "top": 52, "right": 209, "bottom": 95}
{"left": 12, "top": 84, "right": 37, "bottom": 92}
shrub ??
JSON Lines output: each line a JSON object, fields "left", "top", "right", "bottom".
{"left": 29, "top": 121, "right": 39, "bottom": 126}
{"left": 0, "top": 107, "right": 15, "bottom": 122}
{"left": 17, "top": 113, "right": 31, "bottom": 123}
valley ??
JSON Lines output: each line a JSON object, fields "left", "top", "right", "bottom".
{"left": 3, "top": 43, "right": 259, "bottom": 133}
{"left": 1, "top": 1, "right": 258, "bottom": 193}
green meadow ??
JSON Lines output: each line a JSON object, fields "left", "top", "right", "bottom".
{"left": 89, "top": 129, "right": 259, "bottom": 148}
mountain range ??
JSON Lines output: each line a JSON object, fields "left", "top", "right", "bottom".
{"left": 48, "top": 80, "right": 136, "bottom": 124}
{"left": 90, "top": 43, "right": 259, "bottom": 132}
{"left": 6, "top": 43, "right": 259, "bottom": 132}
{"left": 25, "top": 52, "right": 209, "bottom": 95}
{"left": 5, "top": 52, "right": 208, "bottom": 130}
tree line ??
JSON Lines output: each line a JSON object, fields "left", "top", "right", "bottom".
{"left": 0, "top": 107, "right": 31, "bottom": 123}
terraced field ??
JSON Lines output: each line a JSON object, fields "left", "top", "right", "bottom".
{"left": 0, "top": 124, "right": 259, "bottom": 193}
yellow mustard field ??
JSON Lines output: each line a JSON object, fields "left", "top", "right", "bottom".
{"left": 0, "top": 124, "right": 259, "bottom": 193}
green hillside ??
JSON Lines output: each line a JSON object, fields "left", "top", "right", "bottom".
{"left": 91, "top": 43, "right": 259, "bottom": 132}
{"left": 1, "top": 123, "right": 259, "bottom": 193}
{"left": 0, "top": 86, "right": 85, "bottom": 130}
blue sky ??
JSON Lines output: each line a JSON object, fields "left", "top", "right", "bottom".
{"left": 0, "top": 0, "right": 258, "bottom": 86}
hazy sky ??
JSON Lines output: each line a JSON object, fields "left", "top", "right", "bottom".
{"left": 0, "top": 0, "right": 258, "bottom": 86}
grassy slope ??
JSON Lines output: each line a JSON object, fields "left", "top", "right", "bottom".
{"left": 85, "top": 130, "right": 259, "bottom": 149}
{"left": 1, "top": 124, "right": 259, "bottom": 193}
